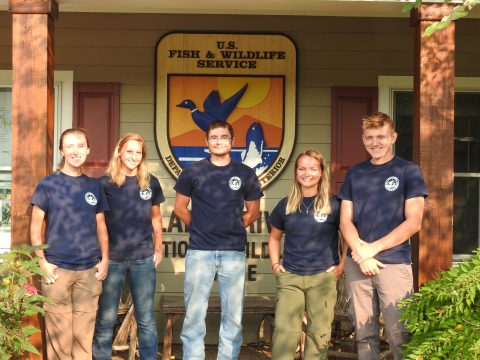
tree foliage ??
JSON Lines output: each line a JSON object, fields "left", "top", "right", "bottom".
{"left": 402, "top": 0, "right": 477, "bottom": 36}
{"left": 399, "top": 248, "right": 480, "bottom": 359}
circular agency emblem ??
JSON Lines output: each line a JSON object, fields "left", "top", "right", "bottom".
{"left": 229, "top": 176, "right": 242, "bottom": 190}
{"left": 85, "top": 192, "right": 97, "bottom": 205}
{"left": 314, "top": 213, "right": 328, "bottom": 223}
{"left": 385, "top": 176, "right": 400, "bottom": 191}
{"left": 140, "top": 188, "right": 153, "bottom": 200}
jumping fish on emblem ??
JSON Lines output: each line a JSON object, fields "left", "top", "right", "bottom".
{"left": 242, "top": 122, "right": 267, "bottom": 173}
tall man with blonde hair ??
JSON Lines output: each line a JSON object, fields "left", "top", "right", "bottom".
{"left": 338, "top": 112, "right": 428, "bottom": 359}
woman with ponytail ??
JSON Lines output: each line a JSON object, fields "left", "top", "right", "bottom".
{"left": 30, "top": 128, "right": 109, "bottom": 360}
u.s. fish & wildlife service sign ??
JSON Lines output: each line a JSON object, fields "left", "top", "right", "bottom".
{"left": 155, "top": 32, "right": 297, "bottom": 189}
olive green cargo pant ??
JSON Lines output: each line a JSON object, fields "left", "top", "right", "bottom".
{"left": 271, "top": 270, "right": 337, "bottom": 360}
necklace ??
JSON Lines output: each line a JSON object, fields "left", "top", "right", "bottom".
{"left": 301, "top": 198, "right": 315, "bottom": 214}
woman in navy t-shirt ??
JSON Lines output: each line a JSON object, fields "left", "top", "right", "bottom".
{"left": 268, "top": 149, "right": 347, "bottom": 360}
{"left": 31, "top": 128, "right": 110, "bottom": 360}
{"left": 93, "top": 133, "right": 165, "bottom": 360}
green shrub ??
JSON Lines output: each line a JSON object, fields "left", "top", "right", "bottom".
{"left": 399, "top": 248, "right": 480, "bottom": 359}
{"left": 0, "top": 244, "right": 51, "bottom": 359}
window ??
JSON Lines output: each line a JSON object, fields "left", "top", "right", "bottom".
{"left": 379, "top": 76, "right": 480, "bottom": 261}
{"left": 0, "top": 86, "right": 12, "bottom": 253}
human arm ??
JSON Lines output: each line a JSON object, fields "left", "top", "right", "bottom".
{"left": 152, "top": 204, "right": 163, "bottom": 267}
{"left": 94, "top": 212, "right": 109, "bottom": 281}
{"left": 243, "top": 198, "right": 260, "bottom": 228}
{"left": 340, "top": 200, "right": 385, "bottom": 275}
{"left": 351, "top": 196, "right": 425, "bottom": 264}
{"left": 339, "top": 200, "right": 364, "bottom": 250}
{"left": 174, "top": 192, "right": 192, "bottom": 226}
{"left": 268, "top": 226, "right": 286, "bottom": 274}
{"left": 30, "top": 205, "right": 59, "bottom": 284}
{"left": 326, "top": 234, "right": 348, "bottom": 280}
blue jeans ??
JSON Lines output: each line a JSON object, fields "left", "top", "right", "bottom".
{"left": 93, "top": 255, "right": 158, "bottom": 360}
{"left": 180, "top": 249, "right": 246, "bottom": 360}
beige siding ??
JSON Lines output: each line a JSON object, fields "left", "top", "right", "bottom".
{"left": 1, "top": 10, "right": 479, "bottom": 345}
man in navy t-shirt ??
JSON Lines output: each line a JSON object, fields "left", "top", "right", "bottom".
{"left": 174, "top": 120, "right": 263, "bottom": 360}
{"left": 338, "top": 112, "right": 428, "bottom": 360}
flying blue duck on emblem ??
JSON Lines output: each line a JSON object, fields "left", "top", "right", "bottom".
{"left": 176, "top": 83, "right": 248, "bottom": 131}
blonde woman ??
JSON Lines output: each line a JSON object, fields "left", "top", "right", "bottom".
{"left": 268, "top": 149, "right": 347, "bottom": 360}
{"left": 30, "top": 128, "right": 109, "bottom": 360}
{"left": 93, "top": 133, "right": 164, "bottom": 360}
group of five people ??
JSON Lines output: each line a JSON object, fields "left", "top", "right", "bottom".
{"left": 30, "top": 112, "right": 427, "bottom": 360}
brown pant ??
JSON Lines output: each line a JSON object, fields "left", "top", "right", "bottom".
{"left": 344, "top": 257, "right": 413, "bottom": 360}
{"left": 41, "top": 267, "right": 102, "bottom": 360}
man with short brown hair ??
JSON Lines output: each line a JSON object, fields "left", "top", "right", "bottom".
{"left": 174, "top": 120, "right": 263, "bottom": 360}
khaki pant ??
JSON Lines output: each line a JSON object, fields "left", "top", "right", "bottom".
{"left": 345, "top": 257, "right": 413, "bottom": 360}
{"left": 271, "top": 271, "right": 337, "bottom": 360}
{"left": 41, "top": 267, "right": 102, "bottom": 360}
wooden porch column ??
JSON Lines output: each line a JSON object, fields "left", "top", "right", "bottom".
{"left": 410, "top": 3, "right": 455, "bottom": 288}
{"left": 8, "top": 0, "right": 58, "bottom": 358}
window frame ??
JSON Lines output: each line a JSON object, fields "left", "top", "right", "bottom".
{"left": 0, "top": 70, "right": 74, "bottom": 171}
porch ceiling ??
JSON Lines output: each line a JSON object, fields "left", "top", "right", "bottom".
{"left": 0, "top": 0, "right": 454, "bottom": 17}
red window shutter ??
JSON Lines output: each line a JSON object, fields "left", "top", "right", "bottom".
{"left": 330, "top": 87, "right": 378, "bottom": 195}
{"left": 73, "top": 82, "right": 120, "bottom": 178}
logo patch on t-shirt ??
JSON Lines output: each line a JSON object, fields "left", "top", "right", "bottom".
{"left": 385, "top": 176, "right": 400, "bottom": 191}
{"left": 140, "top": 188, "right": 153, "bottom": 200}
{"left": 314, "top": 213, "right": 327, "bottom": 223}
{"left": 85, "top": 192, "right": 97, "bottom": 205}
{"left": 229, "top": 177, "right": 241, "bottom": 190}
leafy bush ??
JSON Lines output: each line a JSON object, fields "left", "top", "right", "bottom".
{"left": 0, "top": 244, "right": 51, "bottom": 359}
{"left": 399, "top": 248, "right": 480, "bottom": 359}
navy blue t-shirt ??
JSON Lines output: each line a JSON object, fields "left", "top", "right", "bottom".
{"left": 31, "top": 172, "right": 109, "bottom": 270}
{"left": 100, "top": 174, "right": 165, "bottom": 261}
{"left": 174, "top": 159, "right": 263, "bottom": 251}
{"left": 268, "top": 195, "right": 341, "bottom": 275}
{"left": 338, "top": 156, "right": 428, "bottom": 264}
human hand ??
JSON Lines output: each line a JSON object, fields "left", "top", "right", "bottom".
{"left": 154, "top": 250, "right": 163, "bottom": 268}
{"left": 272, "top": 263, "right": 286, "bottom": 275}
{"left": 327, "top": 264, "right": 344, "bottom": 280}
{"left": 95, "top": 259, "right": 109, "bottom": 281}
{"left": 358, "top": 258, "right": 386, "bottom": 276}
{"left": 40, "top": 258, "right": 59, "bottom": 284}
{"left": 352, "top": 240, "right": 379, "bottom": 264}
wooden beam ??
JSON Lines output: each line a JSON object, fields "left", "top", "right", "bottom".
{"left": 9, "top": 1, "right": 58, "bottom": 359}
{"left": 411, "top": 3, "right": 455, "bottom": 289}
{"left": 9, "top": 0, "right": 58, "bottom": 19}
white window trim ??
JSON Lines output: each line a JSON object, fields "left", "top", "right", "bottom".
{"left": 53, "top": 71, "right": 74, "bottom": 170}
{"left": 0, "top": 70, "right": 74, "bottom": 171}
{"left": 379, "top": 76, "right": 480, "bottom": 114}
{"left": 379, "top": 75, "right": 480, "bottom": 264}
